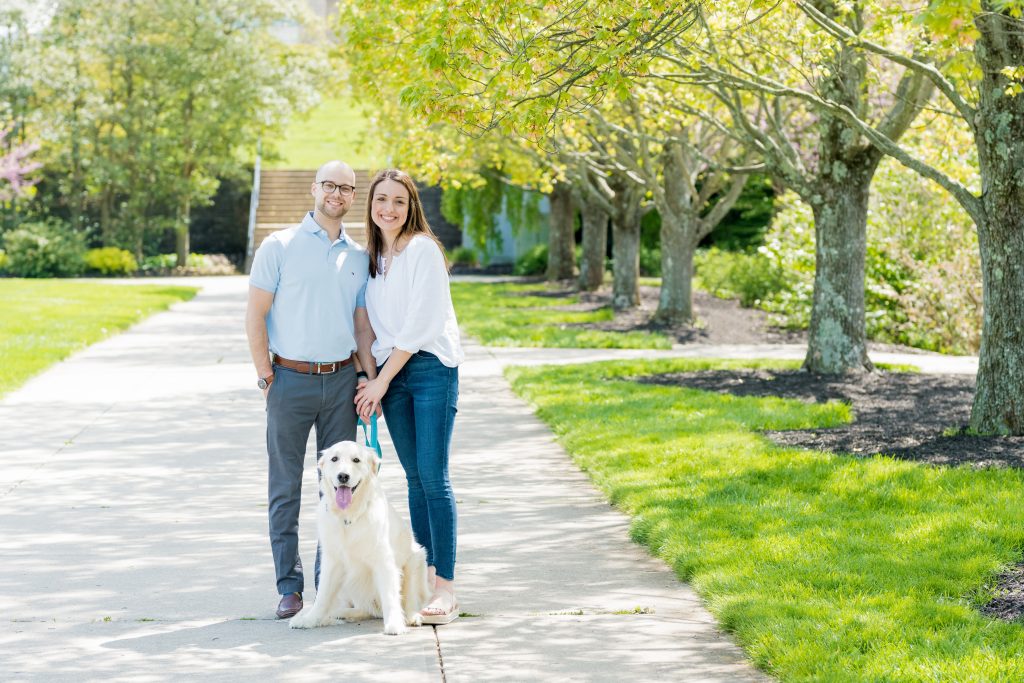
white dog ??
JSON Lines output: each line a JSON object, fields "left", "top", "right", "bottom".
{"left": 289, "top": 440, "right": 431, "bottom": 635}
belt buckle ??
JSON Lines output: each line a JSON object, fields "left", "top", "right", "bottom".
{"left": 317, "top": 362, "right": 337, "bottom": 374}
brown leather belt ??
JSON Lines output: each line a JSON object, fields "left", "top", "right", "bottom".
{"left": 272, "top": 353, "right": 353, "bottom": 375}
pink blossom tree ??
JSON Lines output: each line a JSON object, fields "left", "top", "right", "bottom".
{"left": 0, "top": 125, "right": 39, "bottom": 202}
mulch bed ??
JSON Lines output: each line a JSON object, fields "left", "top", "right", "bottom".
{"left": 981, "top": 565, "right": 1024, "bottom": 621}
{"left": 566, "top": 284, "right": 807, "bottom": 345}
{"left": 637, "top": 368, "right": 1024, "bottom": 469}
{"left": 527, "top": 280, "right": 1024, "bottom": 620}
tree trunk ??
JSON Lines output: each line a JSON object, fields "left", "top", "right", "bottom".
{"left": 652, "top": 214, "right": 696, "bottom": 324}
{"left": 175, "top": 195, "right": 190, "bottom": 268}
{"left": 177, "top": 91, "right": 194, "bottom": 269}
{"left": 803, "top": 167, "right": 876, "bottom": 374}
{"left": 578, "top": 198, "right": 608, "bottom": 291}
{"left": 546, "top": 182, "right": 575, "bottom": 281}
{"left": 969, "top": 10, "right": 1024, "bottom": 434}
{"left": 608, "top": 178, "right": 643, "bottom": 310}
{"left": 100, "top": 190, "right": 114, "bottom": 246}
{"left": 611, "top": 214, "right": 640, "bottom": 310}
{"left": 802, "top": 33, "right": 883, "bottom": 375}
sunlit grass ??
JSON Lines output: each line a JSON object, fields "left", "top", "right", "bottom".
{"left": 0, "top": 280, "right": 197, "bottom": 397}
{"left": 263, "top": 93, "right": 386, "bottom": 170}
{"left": 508, "top": 358, "right": 1024, "bottom": 682}
{"left": 452, "top": 281, "right": 671, "bottom": 349}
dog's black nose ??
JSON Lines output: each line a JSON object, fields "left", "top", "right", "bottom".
{"left": 337, "top": 473, "right": 349, "bottom": 484}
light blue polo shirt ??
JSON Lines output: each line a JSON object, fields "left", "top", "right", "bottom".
{"left": 250, "top": 212, "right": 369, "bottom": 362}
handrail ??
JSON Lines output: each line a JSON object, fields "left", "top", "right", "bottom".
{"left": 243, "top": 139, "right": 262, "bottom": 273}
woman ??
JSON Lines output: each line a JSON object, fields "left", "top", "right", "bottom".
{"left": 354, "top": 168, "right": 464, "bottom": 624}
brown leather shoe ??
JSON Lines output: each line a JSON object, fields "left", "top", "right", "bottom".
{"left": 276, "top": 592, "right": 302, "bottom": 619}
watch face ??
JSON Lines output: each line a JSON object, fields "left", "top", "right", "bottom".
{"left": 258, "top": 378, "right": 269, "bottom": 390}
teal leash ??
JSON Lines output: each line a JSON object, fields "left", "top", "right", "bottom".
{"left": 358, "top": 414, "right": 384, "bottom": 469}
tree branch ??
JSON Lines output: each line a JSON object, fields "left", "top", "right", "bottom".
{"left": 793, "top": 0, "right": 976, "bottom": 124}
{"left": 698, "top": 170, "right": 748, "bottom": 240}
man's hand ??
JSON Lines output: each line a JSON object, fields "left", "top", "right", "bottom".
{"left": 355, "top": 377, "right": 389, "bottom": 419}
{"left": 246, "top": 285, "right": 275, "bottom": 396}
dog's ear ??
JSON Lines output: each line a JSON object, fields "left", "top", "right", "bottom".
{"left": 317, "top": 453, "right": 326, "bottom": 472}
{"left": 367, "top": 446, "right": 381, "bottom": 475}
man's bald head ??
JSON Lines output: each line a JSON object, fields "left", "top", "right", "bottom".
{"left": 316, "top": 160, "right": 354, "bottom": 182}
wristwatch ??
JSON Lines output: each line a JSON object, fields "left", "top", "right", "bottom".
{"left": 257, "top": 374, "right": 274, "bottom": 390}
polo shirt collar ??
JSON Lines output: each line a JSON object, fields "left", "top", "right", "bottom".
{"left": 301, "top": 211, "right": 348, "bottom": 244}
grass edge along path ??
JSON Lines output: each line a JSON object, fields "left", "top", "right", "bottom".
{"left": 507, "top": 358, "right": 1024, "bottom": 682}
{"left": 0, "top": 280, "right": 198, "bottom": 397}
{"left": 451, "top": 280, "right": 671, "bottom": 349}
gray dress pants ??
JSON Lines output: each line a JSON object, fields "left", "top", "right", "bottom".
{"left": 266, "top": 364, "right": 357, "bottom": 596}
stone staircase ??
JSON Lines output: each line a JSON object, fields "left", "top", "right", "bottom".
{"left": 253, "top": 168, "right": 372, "bottom": 251}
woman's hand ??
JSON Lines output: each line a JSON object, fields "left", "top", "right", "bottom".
{"left": 355, "top": 377, "right": 389, "bottom": 419}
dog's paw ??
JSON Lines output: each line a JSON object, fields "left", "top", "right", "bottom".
{"left": 383, "top": 620, "right": 408, "bottom": 636}
{"left": 289, "top": 609, "right": 318, "bottom": 629}
{"left": 406, "top": 612, "right": 424, "bottom": 627}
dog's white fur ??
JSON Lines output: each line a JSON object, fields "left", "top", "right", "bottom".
{"left": 289, "top": 441, "right": 431, "bottom": 635}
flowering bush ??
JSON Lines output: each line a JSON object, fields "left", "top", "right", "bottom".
{"left": 139, "top": 253, "right": 237, "bottom": 275}
{"left": 0, "top": 125, "right": 40, "bottom": 201}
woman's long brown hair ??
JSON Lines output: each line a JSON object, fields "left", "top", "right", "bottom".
{"left": 364, "top": 169, "right": 449, "bottom": 278}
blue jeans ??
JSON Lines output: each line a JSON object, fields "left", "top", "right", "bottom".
{"left": 381, "top": 351, "right": 459, "bottom": 581}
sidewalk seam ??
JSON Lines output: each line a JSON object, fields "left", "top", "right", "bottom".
{"left": 1, "top": 402, "right": 117, "bottom": 499}
{"left": 433, "top": 625, "right": 447, "bottom": 682}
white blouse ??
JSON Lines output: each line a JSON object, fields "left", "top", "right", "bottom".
{"left": 365, "top": 235, "right": 464, "bottom": 368}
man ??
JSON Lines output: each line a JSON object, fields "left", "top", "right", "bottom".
{"left": 245, "top": 160, "right": 376, "bottom": 619}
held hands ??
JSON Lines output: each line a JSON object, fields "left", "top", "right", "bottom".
{"left": 355, "top": 378, "right": 388, "bottom": 420}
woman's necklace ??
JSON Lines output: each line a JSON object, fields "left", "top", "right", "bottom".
{"left": 379, "top": 239, "right": 402, "bottom": 277}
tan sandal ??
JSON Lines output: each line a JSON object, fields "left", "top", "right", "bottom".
{"left": 420, "top": 587, "right": 459, "bottom": 625}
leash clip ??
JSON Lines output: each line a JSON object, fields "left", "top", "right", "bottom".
{"left": 358, "top": 414, "right": 384, "bottom": 468}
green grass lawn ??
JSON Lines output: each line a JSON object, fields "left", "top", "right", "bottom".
{"left": 508, "top": 358, "right": 1024, "bottom": 682}
{"left": 0, "top": 280, "right": 198, "bottom": 397}
{"left": 451, "top": 281, "right": 672, "bottom": 349}
{"left": 264, "top": 93, "right": 386, "bottom": 170}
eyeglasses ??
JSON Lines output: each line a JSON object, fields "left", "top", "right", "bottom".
{"left": 318, "top": 181, "right": 355, "bottom": 196}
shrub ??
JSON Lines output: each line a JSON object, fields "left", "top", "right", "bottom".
{"left": 743, "top": 193, "right": 816, "bottom": 329}
{"left": 140, "top": 254, "right": 179, "bottom": 272}
{"left": 695, "top": 247, "right": 788, "bottom": 308}
{"left": 639, "top": 246, "right": 661, "bottom": 277}
{"left": 85, "top": 247, "right": 138, "bottom": 276}
{"left": 0, "top": 249, "right": 7, "bottom": 272}
{"left": 449, "top": 246, "right": 478, "bottom": 267}
{"left": 514, "top": 243, "right": 548, "bottom": 276}
{"left": 2, "top": 221, "right": 86, "bottom": 278}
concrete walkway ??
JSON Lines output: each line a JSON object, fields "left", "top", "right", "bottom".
{"left": 0, "top": 276, "right": 975, "bottom": 682}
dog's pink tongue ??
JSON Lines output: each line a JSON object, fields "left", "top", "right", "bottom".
{"left": 335, "top": 486, "right": 353, "bottom": 510}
